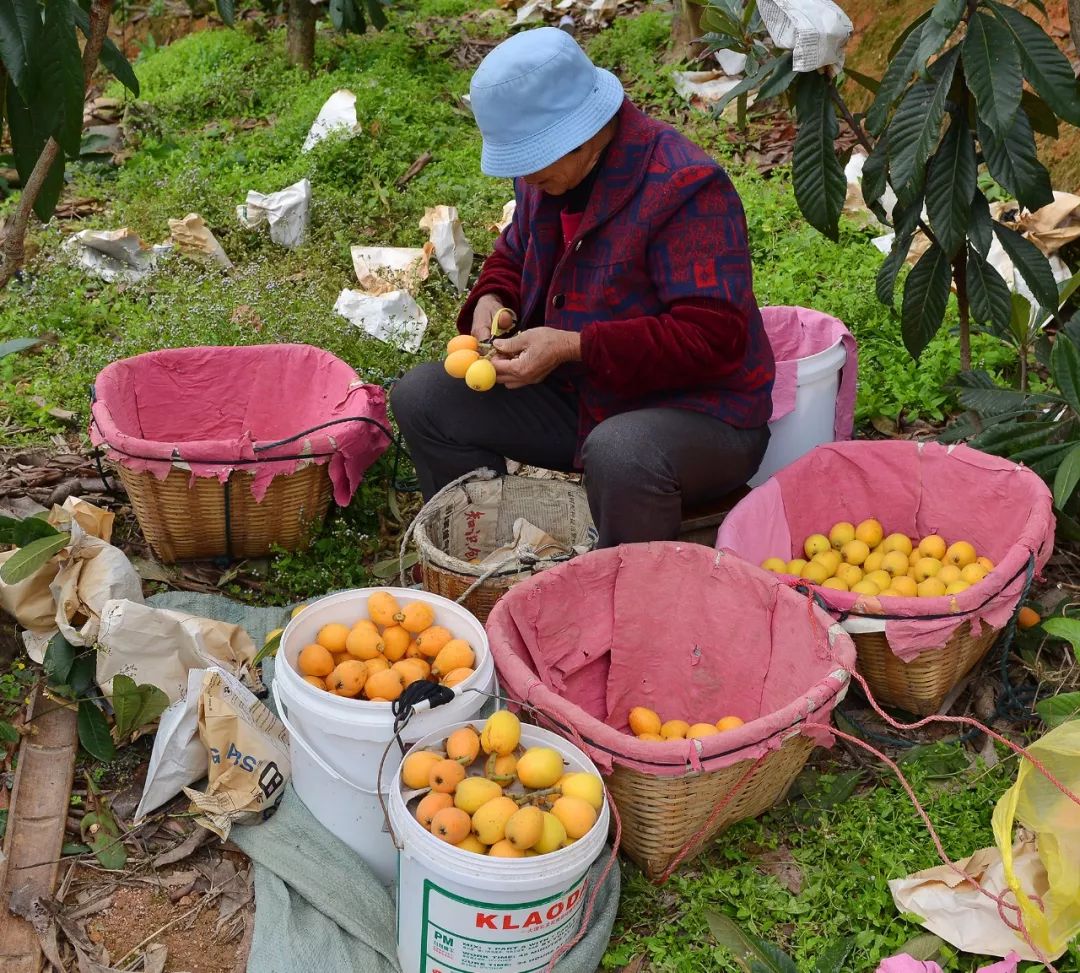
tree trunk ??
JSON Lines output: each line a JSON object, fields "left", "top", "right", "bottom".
{"left": 1069, "top": 0, "right": 1080, "bottom": 62}
{"left": 287, "top": 0, "right": 319, "bottom": 73}
{"left": 668, "top": 0, "right": 705, "bottom": 64}
{"left": 0, "top": 0, "right": 115, "bottom": 288}
{"left": 954, "top": 249, "right": 971, "bottom": 373}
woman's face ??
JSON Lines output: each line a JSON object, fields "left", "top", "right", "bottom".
{"left": 523, "top": 137, "right": 606, "bottom": 196}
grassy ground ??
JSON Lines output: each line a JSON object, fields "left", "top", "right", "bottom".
{"left": 0, "top": 6, "right": 1062, "bottom": 970}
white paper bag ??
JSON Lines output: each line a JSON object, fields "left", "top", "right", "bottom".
{"left": 95, "top": 599, "right": 257, "bottom": 702}
{"left": 350, "top": 245, "right": 432, "bottom": 294}
{"left": 134, "top": 666, "right": 213, "bottom": 821}
{"left": 236, "top": 178, "right": 311, "bottom": 248}
{"left": 302, "top": 89, "right": 359, "bottom": 152}
{"left": 419, "top": 205, "right": 474, "bottom": 292}
{"left": 63, "top": 228, "right": 157, "bottom": 283}
{"left": 334, "top": 288, "right": 429, "bottom": 353}
{"left": 757, "top": 0, "right": 853, "bottom": 71}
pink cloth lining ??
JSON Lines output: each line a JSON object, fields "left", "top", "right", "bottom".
{"left": 485, "top": 542, "right": 854, "bottom": 776}
{"left": 715, "top": 441, "right": 1055, "bottom": 662}
{"left": 762, "top": 305, "right": 857, "bottom": 441}
{"left": 90, "top": 345, "right": 390, "bottom": 505}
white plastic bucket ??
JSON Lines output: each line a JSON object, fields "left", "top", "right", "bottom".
{"left": 274, "top": 587, "right": 495, "bottom": 886}
{"left": 751, "top": 337, "right": 847, "bottom": 486}
{"left": 390, "top": 720, "right": 610, "bottom": 973}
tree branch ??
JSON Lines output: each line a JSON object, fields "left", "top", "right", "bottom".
{"left": 0, "top": 0, "right": 116, "bottom": 288}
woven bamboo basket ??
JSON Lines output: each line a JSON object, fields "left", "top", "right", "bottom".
{"left": 414, "top": 474, "right": 595, "bottom": 622}
{"left": 116, "top": 462, "right": 332, "bottom": 563}
{"left": 851, "top": 624, "right": 1000, "bottom": 716}
{"left": 606, "top": 734, "right": 815, "bottom": 879}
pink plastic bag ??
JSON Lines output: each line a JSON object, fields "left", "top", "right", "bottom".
{"left": 715, "top": 441, "right": 1054, "bottom": 660}
{"left": 90, "top": 345, "right": 390, "bottom": 506}
{"left": 485, "top": 542, "right": 855, "bottom": 776}
{"left": 876, "top": 951, "right": 1019, "bottom": 973}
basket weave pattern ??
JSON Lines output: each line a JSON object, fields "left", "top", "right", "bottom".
{"left": 118, "top": 463, "right": 332, "bottom": 563}
{"left": 419, "top": 563, "right": 520, "bottom": 624}
{"left": 415, "top": 477, "right": 594, "bottom": 623}
{"left": 852, "top": 625, "right": 999, "bottom": 716}
{"left": 606, "top": 734, "right": 815, "bottom": 880}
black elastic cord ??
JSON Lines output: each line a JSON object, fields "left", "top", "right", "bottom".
{"left": 391, "top": 680, "right": 456, "bottom": 754}
{"left": 88, "top": 413, "right": 399, "bottom": 466}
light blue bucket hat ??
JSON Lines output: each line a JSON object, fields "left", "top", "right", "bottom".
{"left": 470, "top": 27, "right": 625, "bottom": 179}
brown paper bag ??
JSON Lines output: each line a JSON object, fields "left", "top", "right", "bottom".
{"left": 183, "top": 670, "right": 290, "bottom": 839}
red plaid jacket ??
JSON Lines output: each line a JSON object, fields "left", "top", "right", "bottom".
{"left": 458, "top": 99, "right": 775, "bottom": 462}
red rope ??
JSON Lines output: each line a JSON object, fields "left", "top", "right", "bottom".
{"left": 830, "top": 724, "right": 1055, "bottom": 970}
{"left": 786, "top": 581, "right": 1075, "bottom": 968}
{"left": 654, "top": 752, "right": 769, "bottom": 886}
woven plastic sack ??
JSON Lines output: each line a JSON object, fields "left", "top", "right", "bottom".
{"left": 716, "top": 441, "right": 1054, "bottom": 660}
{"left": 992, "top": 721, "right": 1080, "bottom": 959}
{"left": 485, "top": 542, "right": 854, "bottom": 776}
{"left": 90, "top": 344, "right": 389, "bottom": 504}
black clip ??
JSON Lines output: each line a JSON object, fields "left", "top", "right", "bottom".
{"left": 392, "top": 679, "right": 456, "bottom": 750}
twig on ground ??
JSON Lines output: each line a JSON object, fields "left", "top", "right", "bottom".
{"left": 396, "top": 152, "right": 433, "bottom": 189}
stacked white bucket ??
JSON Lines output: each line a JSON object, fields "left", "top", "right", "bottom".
{"left": 390, "top": 720, "right": 610, "bottom": 973}
{"left": 272, "top": 587, "right": 611, "bottom": 973}
{"left": 273, "top": 587, "right": 495, "bottom": 886}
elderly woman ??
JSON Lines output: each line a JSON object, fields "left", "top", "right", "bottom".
{"left": 391, "top": 27, "right": 774, "bottom": 547}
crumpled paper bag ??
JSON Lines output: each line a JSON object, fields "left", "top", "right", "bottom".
{"left": 1017, "top": 191, "right": 1080, "bottom": 257}
{"left": 168, "top": 213, "right": 232, "bottom": 269}
{"left": 184, "top": 668, "right": 290, "bottom": 840}
{"left": 419, "top": 205, "right": 473, "bottom": 292}
{"left": 236, "top": 178, "right": 311, "bottom": 248}
{"left": 133, "top": 666, "right": 230, "bottom": 822}
{"left": 334, "top": 288, "right": 429, "bottom": 353}
{"left": 757, "top": 0, "right": 852, "bottom": 71}
{"left": 873, "top": 196, "right": 1073, "bottom": 308}
{"left": 673, "top": 71, "right": 743, "bottom": 107}
{"left": 583, "top": 0, "right": 617, "bottom": 26}
{"left": 889, "top": 838, "right": 1052, "bottom": 961}
{"left": 0, "top": 548, "right": 58, "bottom": 634}
{"left": 51, "top": 522, "right": 143, "bottom": 650}
{"left": 489, "top": 200, "right": 516, "bottom": 234}
{"left": 477, "top": 518, "right": 571, "bottom": 568}
{"left": 350, "top": 244, "right": 433, "bottom": 295}
{"left": 302, "top": 89, "right": 359, "bottom": 152}
{"left": 95, "top": 598, "right": 257, "bottom": 703}
{"left": 61, "top": 228, "right": 161, "bottom": 283}
{"left": 0, "top": 498, "right": 142, "bottom": 663}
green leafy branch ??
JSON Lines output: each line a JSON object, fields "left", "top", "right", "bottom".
{"left": 698, "top": 0, "right": 1079, "bottom": 370}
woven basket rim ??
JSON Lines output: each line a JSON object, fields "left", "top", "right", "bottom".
{"left": 414, "top": 476, "right": 593, "bottom": 578}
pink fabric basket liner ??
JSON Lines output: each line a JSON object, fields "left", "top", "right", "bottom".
{"left": 762, "top": 305, "right": 857, "bottom": 440}
{"left": 89, "top": 344, "right": 390, "bottom": 505}
{"left": 485, "top": 542, "right": 856, "bottom": 777}
{"left": 715, "top": 441, "right": 1055, "bottom": 661}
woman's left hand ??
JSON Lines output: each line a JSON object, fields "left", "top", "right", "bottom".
{"left": 491, "top": 328, "right": 581, "bottom": 389}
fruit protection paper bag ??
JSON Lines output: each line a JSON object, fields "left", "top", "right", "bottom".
{"left": 184, "top": 669, "right": 291, "bottom": 839}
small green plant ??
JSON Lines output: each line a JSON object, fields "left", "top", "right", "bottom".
{"left": 699, "top": 0, "right": 1080, "bottom": 372}
{"left": 706, "top": 912, "right": 854, "bottom": 972}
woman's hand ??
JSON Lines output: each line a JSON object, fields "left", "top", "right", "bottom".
{"left": 491, "top": 328, "right": 581, "bottom": 389}
{"left": 471, "top": 295, "right": 516, "bottom": 343}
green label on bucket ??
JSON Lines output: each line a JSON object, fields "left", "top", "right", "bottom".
{"left": 418, "top": 874, "right": 588, "bottom": 972}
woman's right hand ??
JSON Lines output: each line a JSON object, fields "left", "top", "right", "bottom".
{"left": 471, "top": 294, "right": 516, "bottom": 343}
